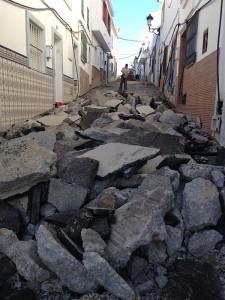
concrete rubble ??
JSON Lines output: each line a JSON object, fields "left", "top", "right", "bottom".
{"left": 0, "top": 82, "right": 225, "bottom": 299}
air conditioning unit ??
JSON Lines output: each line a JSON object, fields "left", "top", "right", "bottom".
{"left": 211, "top": 115, "right": 221, "bottom": 132}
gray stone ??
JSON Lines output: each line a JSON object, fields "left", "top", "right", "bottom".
{"left": 78, "top": 143, "right": 160, "bottom": 178}
{"left": 155, "top": 275, "right": 168, "bottom": 289}
{"left": 179, "top": 160, "right": 224, "bottom": 181}
{"left": 0, "top": 228, "right": 49, "bottom": 282}
{"left": 0, "top": 253, "right": 17, "bottom": 281}
{"left": 4, "top": 120, "right": 42, "bottom": 140}
{"left": 77, "top": 127, "right": 130, "bottom": 142}
{"left": 134, "top": 280, "right": 154, "bottom": 295}
{"left": 188, "top": 230, "right": 223, "bottom": 257}
{"left": 105, "top": 188, "right": 174, "bottom": 269}
{"left": 136, "top": 105, "right": 155, "bottom": 115}
{"left": 182, "top": 178, "right": 221, "bottom": 232}
{"left": 155, "top": 265, "right": 167, "bottom": 276}
{"left": 137, "top": 156, "right": 164, "bottom": 174}
{"left": 58, "top": 157, "right": 99, "bottom": 190}
{"left": 8, "top": 195, "right": 29, "bottom": 225}
{"left": 117, "top": 104, "right": 130, "bottom": 114}
{"left": 37, "top": 114, "right": 68, "bottom": 126}
{"left": 0, "top": 203, "right": 21, "bottom": 234}
{"left": 36, "top": 225, "right": 98, "bottom": 293}
{"left": 48, "top": 178, "right": 87, "bottom": 211}
{"left": 166, "top": 225, "right": 183, "bottom": 256}
{"left": 54, "top": 139, "right": 93, "bottom": 158}
{"left": 211, "top": 170, "right": 224, "bottom": 188}
{"left": 105, "top": 99, "right": 123, "bottom": 108}
{"left": 191, "top": 132, "right": 209, "bottom": 144}
{"left": 144, "top": 241, "right": 167, "bottom": 264}
{"left": 137, "top": 167, "right": 180, "bottom": 194}
{"left": 107, "top": 129, "right": 185, "bottom": 155}
{"left": 81, "top": 228, "right": 106, "bottom": 255}
{"left": 23, "top": 131, "right": 56, "bottom": 151}
{"left": 87, "top": 187, "right": 127, "bottom": 209}
{"left": 159, "top": 110, "right": 186, "bottom": 126}
{"left": 40, "top": 203, "right": 57, "bottom": 218}
{"left": 127, "top": 255, "right": 148, "bottom": 280}
{"left": 0, "top": 138, "right": 57, "bottom": 199}
{"left": 83, "top": 252, "right": 135, "bottom": 300}
{"left": 113, "top": 174, "right": 145, "bottom": 189}
{"left": 157, "top": 154, "right": 191, "bottom": 170}
{"left": 89, "top": 178, "right": 115, "bottom": 200}
{"left": 90, "top": 113, "right": 120, "bottom": 128}
{"left": 84, "top": 105, "right": 110, "bottom": 113}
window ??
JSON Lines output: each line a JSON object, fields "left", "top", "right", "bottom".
{"left": 202, "top": 28, "right": 208, "bottom": 54}
{"left": 64, "top": 0, "right": 72, "bottom": 9}
{"left": 87, "top": 7, "right": 89, "bottom": 30}
{"left": 81, "top": 0, "right": 84, "bottom": 18}
{"left": 81, "top": 32, "right": 87, "bottom": 63}
{"left": 184, "top": 11, "right": 199, "bottom": 68}
{"left": 29, "top": 21, "right": 44, "bottom": 72}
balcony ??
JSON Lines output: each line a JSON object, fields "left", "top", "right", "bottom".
{"left": 92, "top": 20, "right": 111, "bottom": 52}
{"left": 138, "top": 50, "right": 149, "bottom": 64}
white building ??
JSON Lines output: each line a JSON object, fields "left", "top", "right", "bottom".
{"left": 151, "top": 0, "right": 225, "bottom": 145}
{"left": 0, "top": 0, "right": 116, "bottom": 131}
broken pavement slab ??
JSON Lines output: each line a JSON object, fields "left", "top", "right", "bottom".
{"left": 0, "top": 138, "right": 57, "bottom": 199}
{"left": 36, "top": 225, "right": 98, "bottom": 293}
{"left": 0, "top": 228, "right": 50, "bottom": 283}
{"left": 83, "top": 252, "right": 135, "bottom": 300}
{"left": 78, "top": 142, "right": 160, "bottom": 178}
{"left": 136, "top": 105, "right": 155, "bottom": 115}
{"left": 104, "top": 99, "right": 123, "bottom": 108}
{"left": 37, "top": 114, "right": 69, "bottom": 126}
{"left": 105, "top": 187, "right": 174, "bottom": 269}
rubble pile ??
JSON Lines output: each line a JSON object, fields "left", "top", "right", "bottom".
{"left": 0, "top": 84, "right": 225, "bottom": 300}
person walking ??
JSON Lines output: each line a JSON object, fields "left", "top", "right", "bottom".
{"left": 119, "top": 64, "right": 129, "bottom": 92}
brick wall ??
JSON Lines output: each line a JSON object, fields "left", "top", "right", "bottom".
{"left": 174, "top": 50, "right": 217, "bottom": 133}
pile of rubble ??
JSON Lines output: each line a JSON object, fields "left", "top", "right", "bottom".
{"left": 0, "top": 85, "right": 225, "bottom": 300}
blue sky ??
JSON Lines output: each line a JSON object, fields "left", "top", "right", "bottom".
{"left": 112, "top": 0, "right": 162, "bottom": 75}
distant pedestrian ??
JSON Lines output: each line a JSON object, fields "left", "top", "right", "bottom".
{"left": 119, "top": 63, "right": 129, "bottom": 92}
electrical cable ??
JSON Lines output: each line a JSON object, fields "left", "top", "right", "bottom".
{"left": 117, "top": 53, "right": 138, "bottom": 60}
{"left": 118, "top": 37, "right": 141, "bottom": 42}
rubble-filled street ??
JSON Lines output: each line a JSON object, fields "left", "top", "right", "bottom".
{"left": 0, "top": 81, "right": 225, "bottom": 300}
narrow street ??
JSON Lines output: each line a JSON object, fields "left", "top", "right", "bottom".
{"left": 0, "top": 81, "right": 225, "bottom": 300}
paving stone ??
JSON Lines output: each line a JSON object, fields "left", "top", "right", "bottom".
{"left": 37, "top": 114, "right": 68, "bottom": 126}
{"left": 0, "top": 228, "right": 50, "bottom": 282}
{"left": 136, "top": 105, "right": 155, "bottom": 115}
{"left": 58, "top": 157, "right": 99, "bottom": 190}
{"left": 80, "top": 111, "right": 105, "bottom": 130}
{"left": 81, "top": 228, "right": 106, "bottom": 255}
{"left": 159, "top": 109, "right": 187, "bottom": 126}
{"left": 188, "top": 229, "right": 223, "bottom": 258}
{"left": 107, "top": 129, "right": 185, "bottom": 155}
{"left": 48, "top": 178, "right": 88, "bottom": 211}
{"left": 105, "top": 99, "right": 123, "bottom": 108}
{"left": 78, "top": 143, "right": 160, "bottom": 178}
{"left": 83, "top": 252, "right": 135, "bottom": 300}
{"left": 0, "top": 253, "right": 17, "bottom": 281}
{"left": 23, "top": 131, "right": 56, "bottom": 151}
{"left": 77, "top": 127, "right": 130, "bottom": 142}
{"left": 0, "top": 137, "right": 56, "bottom": 199}
{"left": 36, "top": 225, "right": 98, "bottom": 293}
{"left": 182, "top": 178, "right": 221, "bottom": 232}
{"left": 105, "top": 187, "right": 174, "bottom": 269}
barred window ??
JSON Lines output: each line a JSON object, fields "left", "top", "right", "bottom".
{"left": 81, "top": 32, "right": 87, "bottom": 63}
{"left": 29, "top": 21, "right": 43, "bottom": 72}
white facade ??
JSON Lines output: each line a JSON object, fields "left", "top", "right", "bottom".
{"left": 0, "top": 0, "right": 117, "bottom": 131}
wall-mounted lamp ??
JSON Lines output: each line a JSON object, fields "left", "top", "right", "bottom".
{"left": 146, "top": 14, "right": 160, "bottom": 35}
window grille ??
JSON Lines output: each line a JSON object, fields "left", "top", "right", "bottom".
{"left": 184, "top": 11, "right": 199, "bottom": 68}
{"left": 81, "top": 32, "right": 87, "bottom": 63}
{"left": 30, "top": 21, "right": 43, "bottom": 72}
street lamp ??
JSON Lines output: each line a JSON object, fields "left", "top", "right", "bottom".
{"left": 146, "top": 14, "right": 160, "bottom": 35}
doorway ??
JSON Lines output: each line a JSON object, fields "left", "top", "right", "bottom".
{"left": 53, "top": 30, "right": 63, "bottom": 104}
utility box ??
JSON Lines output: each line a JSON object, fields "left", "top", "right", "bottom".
{"left": 211, "top": 115, "right": 221, "bottom": 132}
